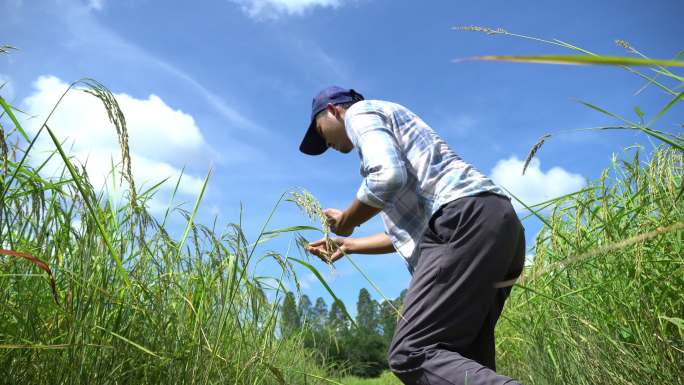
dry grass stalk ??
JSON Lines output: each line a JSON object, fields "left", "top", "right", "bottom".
{"left": 0, "top": 248, "right": 60, "bottom": 305}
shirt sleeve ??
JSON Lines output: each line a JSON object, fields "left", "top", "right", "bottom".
{"left": 348, "top": 109, "right": 408, "bottom": 208}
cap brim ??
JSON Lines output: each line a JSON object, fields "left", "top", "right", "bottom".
{"left": 299, "top": 120, "right": 328, "bottom": 155}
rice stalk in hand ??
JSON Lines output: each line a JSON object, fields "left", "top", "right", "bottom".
{"left": 287, "top": 189, "right": 335, "bottom": 264}
{"left": 288, "top": 189, "right": 406, "bottom": 322}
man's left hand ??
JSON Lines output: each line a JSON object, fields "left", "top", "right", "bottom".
{"left": 324, "top": 208, "right": 354, "bottom": 236}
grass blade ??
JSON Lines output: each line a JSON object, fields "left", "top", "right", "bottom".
{"left": 0, "top": 248, "right": 60, "bottom": 305}
{"left": 459, "top": 55, "right": 684, "bottom": 67}
{"left": 289, "top": 257, "right": 357, "bottom": 328}
{"left": 43, "top": 123, "right": 132, "bottom": 290}
{"left": 647, "top": 90, "right": 684, "bottom": 127}
{"left": 0, "top": 95, "right": 30, "bottom": 142}
{"left": 176, "top": 168, "right": 211, "bottom": 255}
{"left": 96, "top": 326, "right": 164, "bottom": 359}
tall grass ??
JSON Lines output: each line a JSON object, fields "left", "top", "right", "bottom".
{"left": 497, "top": 146, "right": 683, "bottom": 384}
{"left": 455, "top": 28, "right": 684, "bottom": 384}
{"left": 0, "top": 77, "right": 331, "bottom": 384}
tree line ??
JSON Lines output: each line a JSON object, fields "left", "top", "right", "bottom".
{"left": 280, "top": 288, "right": 407, "bottom": 378}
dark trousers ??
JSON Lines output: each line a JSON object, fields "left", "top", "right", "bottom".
{"left": 388, "top": 193, "right": 525, "bottom": 385}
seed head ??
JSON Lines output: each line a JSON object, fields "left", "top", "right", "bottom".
{"left": 454, "top": 26, "right": 508, "bottom": 35}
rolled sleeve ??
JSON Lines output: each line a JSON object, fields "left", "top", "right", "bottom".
{"left": 351, "top": 111, "right": 408, "bottom": 207}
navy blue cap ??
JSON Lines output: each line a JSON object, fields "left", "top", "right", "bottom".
{"left": 299, "top": 86, "right": 364, "bottom": 155}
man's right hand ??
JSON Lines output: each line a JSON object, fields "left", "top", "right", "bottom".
{"left": 306, "top": 237, "right": 352, "bottom": 263}
{"left": 305, "top": 232, "right": 396, "bottom": 265}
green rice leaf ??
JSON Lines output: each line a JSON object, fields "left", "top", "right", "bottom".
{"left": 575, "top": 100, "right": 634, "bottom": 126}
{"left": 460, "top": 55, "right": 684, "bottom": 67}
{"left": 43, "top": 124, "right": 132, "bottom": 290}
{"left": 289, "top": 257, "right": 357, "bottom": 328}
{"left": 0, "top": 95, "right": 30, "bottom": 142}
{"left": 660, "top": 316, "right": 684, "bottom": 331}
{"left": 96, "top": 326, "right": 164, "bottom": 359}
{"left": 177, "top": 168, "right": 211, "bottom": 255}
{"left": 647, "top": 90, "right": 684, "bottom": 127}
{"left": 263, "top": 225, "right": 321, "bottom": 237}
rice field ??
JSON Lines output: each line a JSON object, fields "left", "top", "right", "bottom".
{"left": 1, "top": 32, "right": 683, "bottom": 385}
{"left": 0, "top": 79, "right": 332, "bottom": 384}
{"left": 497, "top": 146, "right": 684, "bottom": 384}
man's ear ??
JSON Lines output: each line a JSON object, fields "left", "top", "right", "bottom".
{"left": 326, "top": 103, "right": 340, "bottom": 119}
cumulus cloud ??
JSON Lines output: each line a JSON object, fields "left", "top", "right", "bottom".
{"left": 21, "top": 75, "right": 210, "bottom": 210}
{"left": 231, "top": 0, "right": 347, "bottom": 19}
{"left": 490, "top": 156, "right": 586, "bottom": 211}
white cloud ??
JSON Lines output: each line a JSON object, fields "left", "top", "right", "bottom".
{"left": 0, "top": 74, "right": 14, "bottom": 101}
{"left": 21, "top": 75, "right": 210, "bottom": 211}
{"left": 490, "top": 156, "right": 586, "bottom": 211}
{"left": 231, "top": 0, "right": 347, "bottom": 19}
{"left": 87, "top": 0, "right": 105, "bottom": 11}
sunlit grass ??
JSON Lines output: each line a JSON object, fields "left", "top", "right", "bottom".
{"left": 455, "top": 29, "right": 684, "bottom": 384}
{"left": 0, "top": 78, "right": 332, "bottom": 384}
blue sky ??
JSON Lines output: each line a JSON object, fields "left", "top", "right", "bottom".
{"left": 2, "top": 0, "right": 683, "bottom": 314}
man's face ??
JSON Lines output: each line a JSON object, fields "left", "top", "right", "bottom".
{"left": 315, "top": 104, "right": 354, "bottom": 153}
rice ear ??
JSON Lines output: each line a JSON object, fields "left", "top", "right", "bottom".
{"left": 523, "top": 133, "right": 552, "bottom": 175}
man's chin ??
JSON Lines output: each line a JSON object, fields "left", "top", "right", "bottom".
{"left": 341, "top": 147, "right": 353, "bottom": 154}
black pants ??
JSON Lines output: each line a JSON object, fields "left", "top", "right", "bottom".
{"left": 388, "top": 193, "right": 525, "bottom": 385}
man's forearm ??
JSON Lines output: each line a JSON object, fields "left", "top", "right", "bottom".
{"left": 340, "top": 198, "right": 381, "bottom": 230}
{"left": 347, "top": 232, "right": 395, "bottom": 254}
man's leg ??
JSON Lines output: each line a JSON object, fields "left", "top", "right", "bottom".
{"left": 388, "top": 194, "right": 524, "bottom": 385}
{"left": 465, "top": 230, "right": 525, "bottom": 371}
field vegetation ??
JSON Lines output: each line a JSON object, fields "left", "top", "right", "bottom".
{"left": 1, "top": 31, "right": 682, "bottom": 385}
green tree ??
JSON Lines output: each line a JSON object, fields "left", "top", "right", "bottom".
{"left": 298, "top": 294, "right": 314, "bottom": 327}
{"left": 356, "top": 288, "right": 379, "bottom": 333}
{"left": 327, "top": 299, "right": 348, "bottom": 334}
{"left": 379, "top": 299, "right": 398, "bottom": 342}
{"left": 345, "top": 331, "right": 388, "bottom": 377}
{"left": 312, "top": 297, "right": 328, "bottom": 331}
{"left": 280, "top": 291, "right": 300, "bottom": 338}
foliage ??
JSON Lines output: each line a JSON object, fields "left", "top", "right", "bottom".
{"left": 497, "top": 146, "right": 684, "bottom": 384}
{"left": 280, "top": 291, "right": 301, "bottom": 338}
{"left": 457, "top": 29, "right": 684, "bottom": 384}
{"left": 337, "top": 371, "right": 402, "bottom": 385}
{"left": 294, "top": 288, "right": 405, "bottom": 379}
{"left": 0, "top": 75, "right": 332, "bottom": 384}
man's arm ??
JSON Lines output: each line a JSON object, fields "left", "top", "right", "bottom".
{"left": 307, "top": 232, "right": 395, "bottom": 263}
{"left": 348, "top": 232, "right": 395, "bottom": 254}
{"left": 325, "top": 198, "right": 381, "bottom": 236}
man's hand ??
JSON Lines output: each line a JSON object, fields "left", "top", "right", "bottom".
{"left": 305, "top": 233, "right": 395, "bottom": 265}
{"left": 306, "top": 237, "right": 352, "bottom": 263}
{"left": 324, "top": 208, "right": 354, "bottom": 236}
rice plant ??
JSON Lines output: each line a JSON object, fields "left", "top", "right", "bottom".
{"left": 496, "top": 146, "right": 683, "bottom": 385}
{"left": 0, "top": 77, "right": 334, "bottom": 384}
{"left": 456, "top": 29, "right": 684, "bottom": 384}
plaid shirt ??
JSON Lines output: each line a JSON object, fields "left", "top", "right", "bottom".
{"left": 344, "top": 100, "right": 508, "bottom": 273}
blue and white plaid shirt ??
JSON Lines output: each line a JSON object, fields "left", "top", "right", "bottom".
{"left": 344, "top": 100, "right": 508, "bottom": 273}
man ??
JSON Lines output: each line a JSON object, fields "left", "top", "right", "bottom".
{"left": 301, "top": 86, "right": 525, "bottom": 385}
